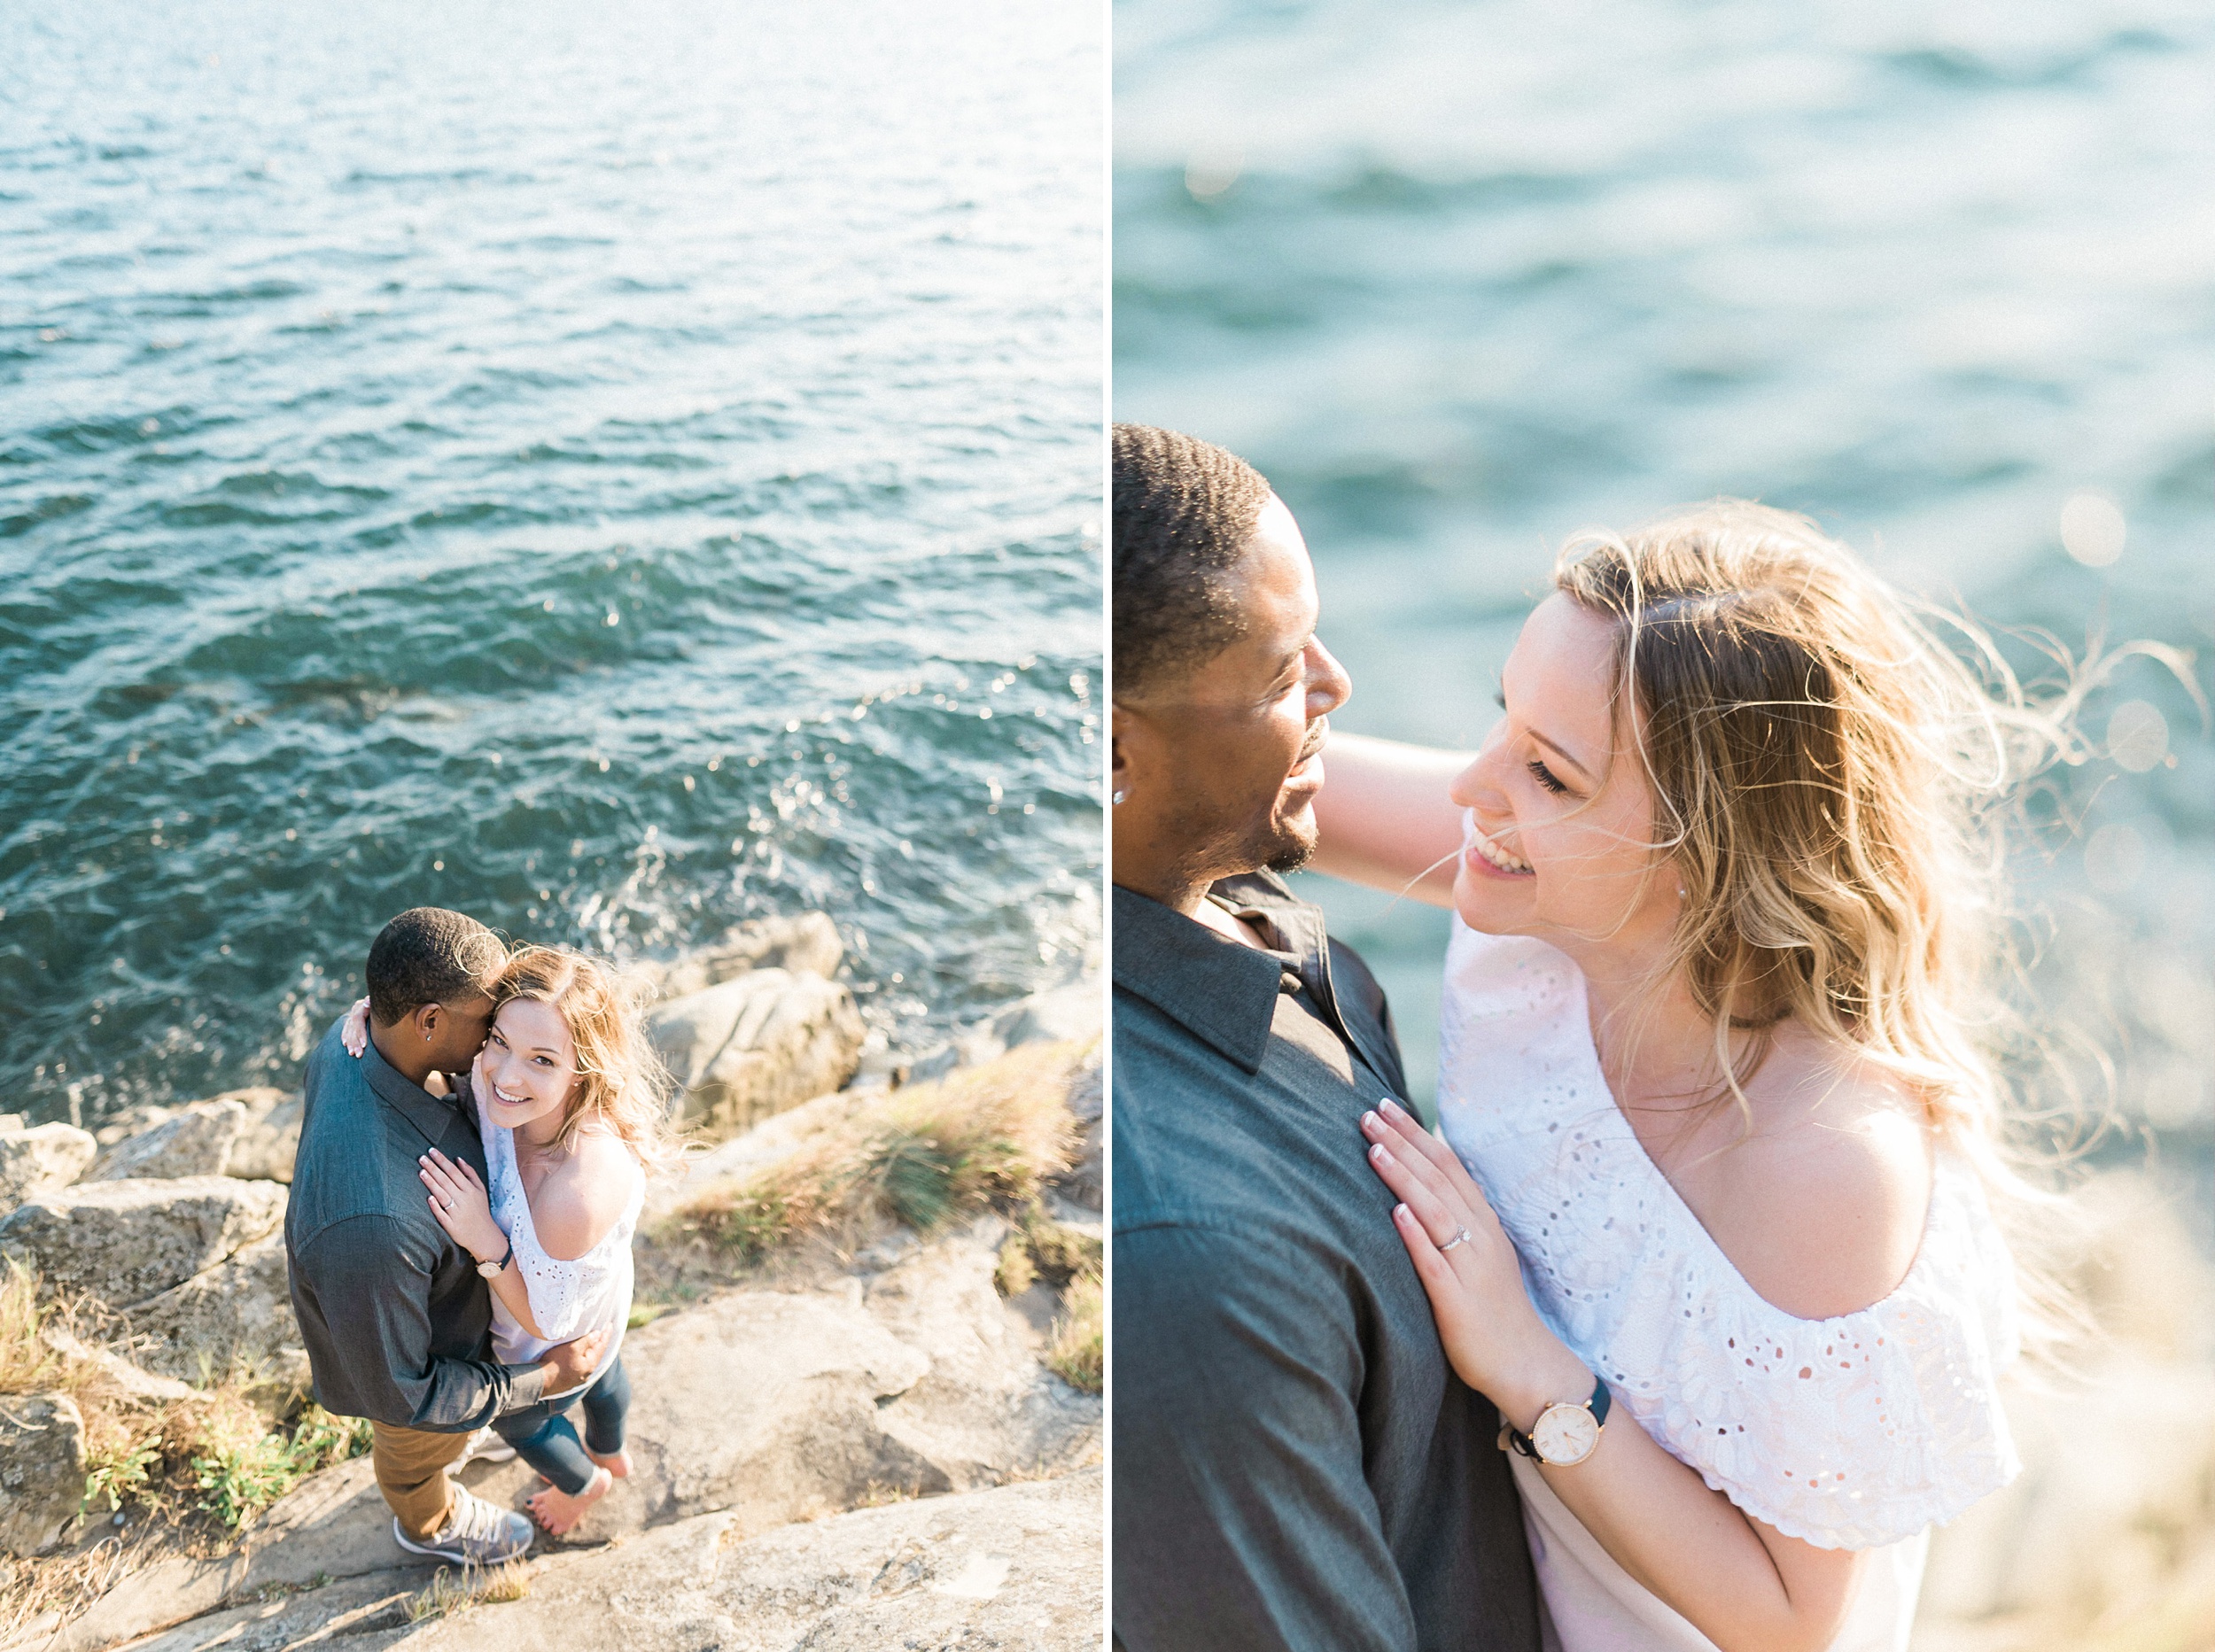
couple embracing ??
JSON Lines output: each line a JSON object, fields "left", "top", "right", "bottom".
{"left": 284, "top": 908, "right": 670, "bottom": 1566}
{"left": 1111, "top": 425, "right": 2025, "bottom": 1652}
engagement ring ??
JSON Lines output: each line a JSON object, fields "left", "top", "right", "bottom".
{"left": 1439, "top": 1227, "right": 1473, "bottom": 1253}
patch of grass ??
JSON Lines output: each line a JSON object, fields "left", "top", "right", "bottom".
{"left": 663, "top": 1039, "right": 1091, "bottom": 1265}
{"left": 188, "top": 1405, "right": 372, "bottom": 1530}
{"left": 994, "top": 1233, "right": 1038, "bottom": 1298}
{"left": 1045, "top": 1270, "right": 1102, "bottom": 1394}
{"left": 0, "top": 1261, "right": 61, "bottom": 1391}
{"left": 406, "top": 1560, "right": 531, "bottom": 1622}
{"left": 1014, "top": 1206, "right": 1102, "bottom": 1287}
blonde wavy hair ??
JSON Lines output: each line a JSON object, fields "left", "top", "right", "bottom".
{"left": 1551, "top": 500, "right": 2094, "bottom": 1175}
{"left": 491, "top": 944, "right": 678, "bottom": 1175}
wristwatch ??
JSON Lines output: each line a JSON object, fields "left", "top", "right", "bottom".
{"left": 476, "top": 1239, "right": 513, "bottom": 1280}
{"left": 1500, "top": 1375, "right": 1611, "bottom": 1467}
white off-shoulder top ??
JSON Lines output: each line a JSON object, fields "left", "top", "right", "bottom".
{"left": 1435, "top": 922, "right": 2021, "bottom": 1652}
{"left": 480, "top": 1105, "right": 645, "bottom": 1399}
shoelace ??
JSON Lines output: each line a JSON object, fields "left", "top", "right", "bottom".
{"left": 441, "top": 1489, "right": 513, "bottom": 1547}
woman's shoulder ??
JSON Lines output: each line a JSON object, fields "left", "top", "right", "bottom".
{"left": 1698, "top": 1036, "right": 1935, "bottom": 1322}
{"left": 529, "top": 1131, "right": 639, "bottom": 1262}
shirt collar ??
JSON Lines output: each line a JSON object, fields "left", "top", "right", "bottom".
{"left": 1112, "top": 872, "right": 1323, "bottom": 1075}
{"left": 361, "top": 1028, "right": 478, "bottom": 1153}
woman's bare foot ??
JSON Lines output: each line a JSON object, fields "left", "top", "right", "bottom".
{"left": 584, "top": 1446, "right": 632, "bottom": 1479}
{"left": 524, "top": 1466, "right": 611, "bottom": 1536}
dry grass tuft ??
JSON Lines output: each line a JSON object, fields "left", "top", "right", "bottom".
{"left": 661, "top": 1039, "right": 1090, "bottom": 1264}
{"left": 405, "top": 1560, "right": 532, "bottom": 1622}
{"left": 1045, "top": 1269, "right": 1102, "bottom": 1394}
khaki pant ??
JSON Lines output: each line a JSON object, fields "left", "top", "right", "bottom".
{"left": 371, "top": 1422, "right": 475, "bottom": 1540}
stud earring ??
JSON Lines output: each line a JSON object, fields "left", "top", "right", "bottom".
{"left": 1111, "top": 789, "right": 1127, "bottom": 805}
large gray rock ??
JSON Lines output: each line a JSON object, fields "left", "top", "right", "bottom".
{"left": 89, "top": 1100, "right": 245, "bottom": 1183}
{"left": 865, "top": 1220, "right": 1101, "bottom": 1489}
{"left": 551, "top": 1285, "right": 942, "bottom": 1538}
{"left": 648, "top": 967, "right": 865, "bottom": 1136}
{"left": 0, "top": 1392, "right": 86, "bottom": 1557}
{"left": 120, "top": 1231, "right": 299, "bottom": 1384}
{"left": 398, "top": 1470, "right": 1101, "bottom": 1652}
{"left": 650, "top": 911, "right": 845, "bottom": 1000}
{"left": 216, "top": 1089, "right": 301, "bottom": 1183}
{"left": 909, "top": 976, "right": 1103, "bottom": 1085}
{"left": 0, "top": 1176, "right": 287, "bottom": 1309}
{"left": 0, "top": 1121, "right": 97, "bottom": 1210}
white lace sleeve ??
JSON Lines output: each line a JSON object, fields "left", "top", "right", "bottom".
{"left": 1602, "top": 1156, "right": 2024, "bottom": 1550}
{"left": 509, "top": 1222, "right": 617, "bottom": 1345}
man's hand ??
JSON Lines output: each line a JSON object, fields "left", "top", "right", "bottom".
{"left": 540, "top": 1326, "right": 610, "bottom": 1392}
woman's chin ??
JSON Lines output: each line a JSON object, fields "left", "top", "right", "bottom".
{"left": 1452, "top": 868, "right": 1536, "bottom": 935}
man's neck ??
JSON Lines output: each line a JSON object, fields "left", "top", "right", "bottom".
{"left": 1117, "top": 872, "right": 1278, "bottom": 952}
{"left": 1187, "top": 892, "right": 1276, "bottom": 951}
{"left": 368, "top": 1020, "right": 438, "bottom": 1089}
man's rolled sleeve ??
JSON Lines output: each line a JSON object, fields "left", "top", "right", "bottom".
{"left": 1112, "top": 1221, "right": 1418, "bottom": 1652}
{"left": 297, "top": 1214, "right": 539, "bottom": 1431}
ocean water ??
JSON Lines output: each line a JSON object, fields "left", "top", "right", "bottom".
{"left": 2, "top": 0, "right": 1103, "bottom": 1128}
{"left": 1115, "top": 0, "right": 2215, "bottom": 1142}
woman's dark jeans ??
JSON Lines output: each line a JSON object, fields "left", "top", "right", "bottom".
{"left": 492, "top": 1353, "right": 631, "bottom": 1495}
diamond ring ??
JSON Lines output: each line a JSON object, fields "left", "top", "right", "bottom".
{"left": 1439, "top": 1226, "right": 1473, "bottom": 1253}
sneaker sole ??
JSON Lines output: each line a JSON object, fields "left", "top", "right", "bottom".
{"left": 391, "top": 1516, "right": 528, "bottom": 1567}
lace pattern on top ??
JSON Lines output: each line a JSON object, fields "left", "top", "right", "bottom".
{"left": 484, "top": 1110, "right": 644, "bottom": 1352}
{"left": 1436, "top": 921, "right": 2022, "bottom": 1552}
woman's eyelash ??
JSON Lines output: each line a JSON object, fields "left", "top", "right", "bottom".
{"left": 1527, "top": 757, "right": 1568, "bottom": 795}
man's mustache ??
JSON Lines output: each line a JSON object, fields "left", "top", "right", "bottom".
{"left": 1294, "top": 717, "right": 1330, "bottom": 768}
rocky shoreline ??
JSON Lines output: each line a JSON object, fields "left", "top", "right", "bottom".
{"left": 0, "top": 917, "right": 1102, "bottom": 1651}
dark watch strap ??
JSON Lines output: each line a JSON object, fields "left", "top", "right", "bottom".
{"left": 1501, "top": 1375, "right": 1612, "bottom": 1461}
{"left": 484, "top": 1237, "right": 514, "bottom": 1273}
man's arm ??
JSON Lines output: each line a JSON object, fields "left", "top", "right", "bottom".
{"left": 1308, "top": 733, "right": 1472, "bottom": 905}
{"left": 298, "top": 1214, "right": 548, "bottom": 1431}
{"left": 1112, "top": 1221, "right": 1418, "bottom": 1652}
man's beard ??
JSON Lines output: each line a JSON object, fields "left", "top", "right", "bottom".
{"left": 1162, "top": 792, "right": 1317, "bottom": 893}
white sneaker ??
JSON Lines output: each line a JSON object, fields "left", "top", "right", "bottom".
{"left": 392, "top": 1486, "right": 532, "bottom": 1566}
{"left": 460, "top": 1425, "right": 517, "bottom": 1465}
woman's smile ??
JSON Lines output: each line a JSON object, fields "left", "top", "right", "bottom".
{"left": 1465, "top": 818, "right": 1534, "bottom": 879}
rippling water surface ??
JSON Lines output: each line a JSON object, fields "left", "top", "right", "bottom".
{"left": 1117, "top": 0, "right": 2214, "bottom": 1135}
{"left": 3, "top": 0, "right": 1102, "bottom": 1127}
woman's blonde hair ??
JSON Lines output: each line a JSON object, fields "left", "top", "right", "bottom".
{"left": 491, "top": 944, "right": 678, "bottom": 1175}
{"left": 1550, "top": 501, "right": 2077, "bottom": 1171}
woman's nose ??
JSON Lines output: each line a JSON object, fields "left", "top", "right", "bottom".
{"left": 1449, "top": 730, "right": 1508, "bottom": 810}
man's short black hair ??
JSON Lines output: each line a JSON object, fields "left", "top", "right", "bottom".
{"left": 366, "top": 907, "right": 506, "bottom": 1028}
{"left": 1114, "top": 423, "right": 1274, "bottom": 700}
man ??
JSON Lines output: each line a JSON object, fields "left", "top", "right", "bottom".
{"left": 285, "top": 907, "right": 607, "bottom": 1565}
{"left": 1111, "top": 424, "right": 1538, "bottom": 1652}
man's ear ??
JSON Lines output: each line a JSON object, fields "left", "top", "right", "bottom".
{"left": 408, "top": 1001, "right": 443, "bottom": 1042}
{"left": 1111, "top": 703, "right": 1154, "bottom": 803}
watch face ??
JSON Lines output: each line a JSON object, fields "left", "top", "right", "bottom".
{"left": 1532, "top": 1402, "right": 1599, "bottom": 1466}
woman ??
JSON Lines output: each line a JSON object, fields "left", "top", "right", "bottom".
{"left": 345, "top": 944, "right": 672, "bottom": 1536}
{"left": 1313, "top": 503, "right": 2031, "bottom": 1652}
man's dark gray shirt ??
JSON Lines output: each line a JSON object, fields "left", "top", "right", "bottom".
{"left": 284, "top": 1022, "right": 546, "bottom": 1431}
{"left": 1113, "top": 874, "right": 1539, "bottom": 1652}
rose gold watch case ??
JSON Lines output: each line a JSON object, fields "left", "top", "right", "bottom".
{"left": 1530, "top": 1400, "right": 1602, "bottom": 1465}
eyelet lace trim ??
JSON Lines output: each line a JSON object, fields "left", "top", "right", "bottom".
{"left": 486, "top": 1116, "right": 643, "bottom": 1347}
{"left": 1436, "top": 922, "right": 2021, "bottom": 1551}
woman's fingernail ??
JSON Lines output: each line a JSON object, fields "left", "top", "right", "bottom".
{"left": 1381, "top": 1097, "right": 1408, "bottom": 1120}
{"left": 1361, "top": 1111, "right": 1380, "bottom": 1131}
{"left": 1371, "top": 1144, "right": 1389, "bottom": 1164}
{"left": 1395, "top": 1203, "right": 1412, "bottom": 1222}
